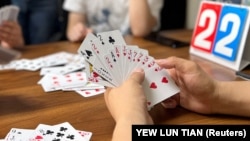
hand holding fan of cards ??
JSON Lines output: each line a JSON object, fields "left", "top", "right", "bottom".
{"left": 78, "top": 30, "right": 180, "bottom": 109}
{"left": 0, "top": 5, "right": 21, "bottom": 64}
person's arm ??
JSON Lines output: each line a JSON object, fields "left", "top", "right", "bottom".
{"left": 104, "top": 69, "right": 153, "bottom": 141}
{"left": 157, "top": 56, "right": 250, "bottom": 117}
{"left": 0, "top": 21, "right": 24, "bottom": 48}
{"left": 129, "top": 0, "right": 157, "bottom": 37}
{"left": 66, "top": 12, "right": 92, "bottom": 42}
{"left": 213, "top": 81, "right": 250, "bottom": 117}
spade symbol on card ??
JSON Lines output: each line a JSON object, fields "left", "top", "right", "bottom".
{"left": 150, "top": 82, "right": 157, "bottom": 89}
{"left": 109, "top": 36, "right": 115, "bottom": 44}
{"left": 85, "top": 50, "right": 93, "bottom": 60}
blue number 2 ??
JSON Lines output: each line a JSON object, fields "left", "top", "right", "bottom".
{"left": 212, "top": 5, "right": 248, "bottom": 61}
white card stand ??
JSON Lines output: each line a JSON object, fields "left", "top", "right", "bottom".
{"left": 190, "top": 0, "right": 250, "bottom": 71}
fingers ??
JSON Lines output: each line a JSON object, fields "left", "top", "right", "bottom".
{"left": 129, "top": 68, "right": 145, "bottom": 84}
{"left": 161, "top": 94, "right": 180, "bottom": 109}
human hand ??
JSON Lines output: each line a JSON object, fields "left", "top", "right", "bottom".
{"left": 156, "top": 57, "right": 218, "bottom": 114}
{"left": 104, "top": 68, "right": 153, "bottom": 124}
{"left": 0, "top": 21, "right": 24, "bottom": 48}
{"left": 67, "top": 22, "right": 92, "bottom": 42}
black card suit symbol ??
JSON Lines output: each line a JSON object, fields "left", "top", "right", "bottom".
{"left": 85, "top": 50, "right": 93, "bottom": 59}
{"left": 109, "top": 36, "right": 115, "bottom": 44}
{"left": 60, "top": 127, "right": 68, "bottom": 132}
{"left": 66, "top": 135, "right": 75, "bottom": 140}
{"left": 52, "top": 139, "right": 60, "bottom": 141}
{"left": 57, "top": 132, "right": 65, "bottom": 137}
{"left": 46, "top": 130, "right": 54, "bottom": 135}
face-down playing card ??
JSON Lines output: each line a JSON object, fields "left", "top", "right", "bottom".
{"left": 78, "top": 30, "right": 180, "bottom": 109}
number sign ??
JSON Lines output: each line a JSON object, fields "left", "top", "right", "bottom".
{"left": 190, "top": 1, "right": 250, "bottom": 71}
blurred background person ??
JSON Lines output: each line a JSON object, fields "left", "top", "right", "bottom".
{"left": 0, "top": 0, "right": 24, "bottom": 49}
{"left": 63, "top": 0, "right": 164, "bottom": 42}
{"left": 11, "top": 0, "right": 68, "bottom": 45}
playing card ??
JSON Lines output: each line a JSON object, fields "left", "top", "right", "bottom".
{"left": 143, "top": 66, "right": 180, "bottom": 109}
{"left": 78, "top": 30, "right": 180, "bottom": 109}
{"left": 75, "top": 88, "right": 106, "bottom": 97}
{"left": 4, "top": 128, "right": 33, "bottom": 141}
{"left": 29, "top": 122, "right": 88, "bottom": 141}
{"left": 39, "top": 71, "right": 88, "bottom": 92}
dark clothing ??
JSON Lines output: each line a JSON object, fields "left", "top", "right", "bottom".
{"left": 0, "top": 0, "right": 11, "bottom": 7}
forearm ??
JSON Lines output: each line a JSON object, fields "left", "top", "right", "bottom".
{"left": 213, "top": 81, "right": 250, "bottom": 117}
{"left": 129, "top": 0, "right": 156, "bottom": 37}
{"left": 112, "top": 116, "right": 153, "bottom": 141}
{"left": 66, "top": 12, "right": 86, "bottom": 39}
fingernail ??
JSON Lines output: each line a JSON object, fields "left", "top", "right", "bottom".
{"left": 133, "top": 68, "right": 144, "bottom": 73}
{"left": 161, "top": 100, "right": 176, "bottom": 109}
{"left": 155, "top": 59, "right": 164, "bottom": 63}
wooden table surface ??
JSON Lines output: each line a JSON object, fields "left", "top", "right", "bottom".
{"left": 0, "top": 29, "right": 249, "bottom": 140}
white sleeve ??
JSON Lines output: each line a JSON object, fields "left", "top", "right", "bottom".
{"left": 148, "top": 0, "right": 164, "bottom": 31}
{"left": 63, "top": 0, "right": 86, "bottom": 14}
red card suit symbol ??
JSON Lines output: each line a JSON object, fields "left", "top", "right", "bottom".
{"left": 162, "top": 77, "right": 168, "bottom": 83}
{"left": 150, "top": 82, "right": 157, "bottom": 89}
{"left": 147, "top": 101, "right": 151, "bottom": 106}
{"left": 35, "top": 135, "right": 43, "bottom": 139}
{"left": 93, "top": 72, "right": 99, "bottom": 77}
{"left": 85, "top": 91, "right": 91, "bottom": 95}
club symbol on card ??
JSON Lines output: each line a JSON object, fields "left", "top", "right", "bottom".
{"left": 150, "top": 82, "right": 157, "bottom": 89}
{"left": 60, "top": 127, "right": 67, "bottom": 132}
{"left": 161, "top": 77, "right": 168, "bottom": 83}
{"left": 56, "top": 132, "right": 64, "bottom": 137}
{"left": 66, "top": 135, "right": 75, "bottom": 140}
{"left": 109, "top": 36, "right": 115, "bottom": 44}
{"left": 45, "top": 130, "right": 54, "bottom": 135}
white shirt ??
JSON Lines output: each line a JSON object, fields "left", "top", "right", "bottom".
{"left": 63, "top": 0, "right": 163, "bottom": 35}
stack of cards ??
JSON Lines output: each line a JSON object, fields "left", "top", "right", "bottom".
{"left": 0, "top": 51, "right": 106, "bottom": 98}
{"left": 2, "top": 122, "right": 92, "bottom": 141}
{"left": 77, "top": 30, "right": 180, "bottom": 109}
{"left": 0, "top": 5, "right": 19, "bottom": 24}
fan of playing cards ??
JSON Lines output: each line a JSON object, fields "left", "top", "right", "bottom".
{"left": 0, "top": 5, "right": 19, "bottom": 23}
{"left": 77, "top": 30, "right": 180, "bottom": 109}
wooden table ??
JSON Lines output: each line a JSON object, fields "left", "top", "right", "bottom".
{"left": 0, "top": 30, "right": 249, "bottom": 140}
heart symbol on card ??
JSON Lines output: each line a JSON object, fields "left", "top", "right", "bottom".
{"left": 85, "top": 91, "right": 91, "bottom": 95}
{"left": 35, "top": 135, "right": 43, "bottom": 139}
{"left": 150, "top": 82, "right": 157, "bottom": 89}
{"left": 147, "top": 101, "right": 151, "bottom": 106}
{"left": 93, "top": 72, "right": 99, "bottom": 77}
{"left": 161, "top": 77, "right": 168, "bottom": 83}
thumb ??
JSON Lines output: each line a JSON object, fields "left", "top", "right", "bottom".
{"left": 129, "top": 68, "right": 145, "bottom": 84}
